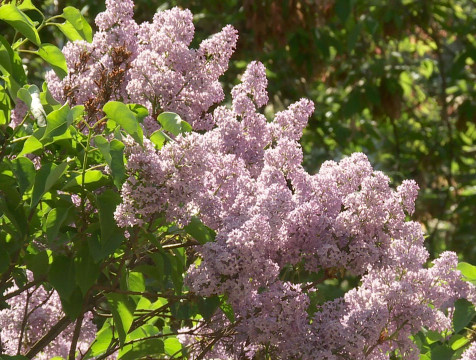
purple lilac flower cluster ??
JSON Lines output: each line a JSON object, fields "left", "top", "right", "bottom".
{"left": 45, "top": 0, "right": 237, "bottom": 132}
{"left": 116, "top": 60, "right": 476, "bottom": 358}
{"left": 0, "top": 271, "right": 96, "bottom": 359}
{"left": 461, "top": 341, "right": 476, "bottom": 360}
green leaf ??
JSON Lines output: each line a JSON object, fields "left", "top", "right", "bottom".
{"left": 419, "top": 353, "right": 431, "bottom": 360}
{"left": 424, "top": 329, "right": 444, "bottom": 344}
{"left": 43, "top": 104, "right": 81, "bottom": 140}
{"left": 128, "top": 104, "right": 149, "bottom": 123}
{"left": 184, "top": 217, "right": 216, "bottom": 245}
{"left": 118, "top": 325, "right": 162, "bottom": 359}
{"left": 399, "top": 71, "right": 413, "bottom": 98}
{"left": 420, "top": 59, "right": 434, "bottom": 79}
{"left": 149, "top": 130, "right": 166, "bottom": 149}
{"left": 17, "top": 0, "right": 40, "bottom": 12}
{"left": 16, "top": 84, "right": 34, "bottom": 104}
{"left": 119, "top": 339, "right": 164, "bottom": 360}
{"left": 169, "top": 252, "right": 184, "bottom": 295}
{"left": 19, "top": 133, "right": 43, "bottom": 155}
{"left": 0, "top": 35, "right": 14, "bottom": 76}
{"left": 0, "top": 247, "right": 10, "bottom": 273}
{"left": 88, "top": 190, "right": 125, "bottom": 260}
{"left": 335, "top": 0, "right": 352, "bottom": 23}
{"left": 97, "top": 189, "right": 121, "bottom": 241}
{"left": 430, "top": 345, "right": 453, "bottom": 360}
{"left": 198, "top": 296, "right": 220, "bottom": 321}
{"left": 107, "top": 293, "right": 135, "bottom": 346}
{"left": 31, "top": 162, "right": 68, "bottom": 208}
{"left": 63, "top": 170, "right": 106, "bottom": 190}
{"left": 60, "top": 286, "right": 83, "bottom": 319}
{"left": 56, "top": 21, "right": 83, "bottom": 42}
{"left": 0, "top": 5, "right": 40, "bottom": 46}
{"left": 75, "top": 243, "right": 100, "bottom": 296}
{"left": 87, "top": 321, "right": 114, "bottom": 357}
{"left": 453, "top": 299, "right": 476, "bottom": 333}
{"left": 62, "top": 6, "right": 83, "bottom": 30}
{"left": 457, "top": 262, "right": 476, "bottom": 285}
{"left": 0, "top": 174, "right": 27, "bottom": 234}
{"left": 0, "top": 35, "right": 26, "bottom": 95}
{"left": 157, "top": 112, "right": 192, "bottom": 136}
{"left": 0, "top": 84, "right": 10, "bottom": 124}
{"left": 36, "top": 44, "right": 68, "bottom": 79}
{"left": 41, "top": 103, "right": 71, "bottom": 140}
{"left": 164, "top": 337, "right": 182, "bottom": 357}
{"left": 103, "top": 101, "right": 143, "bottom": 145}
{"left": 49, "top": 254, "right": 76, "bottom": 299}
{"left": 41, "top": 81, "right": 60, "bottom": 106}
{"left": 94, "top": 136, "right": 126, "bottom": 189}
{"left": 126, "top": 271, "right": 145, "bottom": 293}
{"left": 44, "top": 207, "right": 72, "bottom": 243}
{"left": 94, "top": 135, "right": 111, "bottom": 163}
{"left": 60, "top": 6, "right": 92, "bottom": 42}
{"left": 219, "top": 295, "right": 235, "bottom": 322}
{"left": 24, "top": 249, "right": 49, "bottom": 277}
{"left": 11, "top": 156, "right": 35, "bottom": 193}
{"left": 449, "top": 334, "right": 469, "bottom": 350}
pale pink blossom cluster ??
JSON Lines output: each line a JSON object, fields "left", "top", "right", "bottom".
{"left": 461, "top": 341, "right": 476, "bottom": 360}
{"left": 10, "top": 100, "right": 28, "bottom": 128}
{"left": 0, "top": 272, "right": 97, "bottom": 359}
{"left": 115, "top": 58, "right": 476, "bottom": 358}
{"left": 46, "top": 0, "right": 237, "bottom": 131}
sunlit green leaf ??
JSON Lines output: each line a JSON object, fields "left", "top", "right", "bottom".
{"left": 164, "top": 337, "right": 182, "bottom": 357}
{"left": 103, "top": 101, "right": 143, "bottom": 145}
{"left": 63, "top": 170, "right": 106, "bottom": 190}
{"left": 184, "top": 217, "right": 216, "bottom": 245}
{"left": 0, "top": 4, "right": 40, "bottom": 46}
{"left": 157, "top": 112, "right": 192, "bottom": 136}
{"left": 149, "top": 130, "right": 166, "bottom": 149}
{"left": 107, "top": 293, "right": 135, "bottom": 346}
{"left": 36, "top": 44, "right": 68, "bottom": 79}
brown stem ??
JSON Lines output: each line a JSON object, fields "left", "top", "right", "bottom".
{"left": 195, "top": 320, "right": 240, "bottom": 360}
{"left": 25, "top": 316, "right": 72, "bottom": 359}
{"left": 2, "top": 276, "right": 45, "bottom": 301}
{"left": 17, "top": 291, "right": 31, "bottom": 354}
{"left": 68, "top": 313, "right": 84, "bottom": 360}
{"left": 93, "top": 285, "right": 191, "bottom": 301}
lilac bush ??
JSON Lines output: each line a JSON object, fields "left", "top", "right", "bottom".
{"left": 1, "top": 0, "right": 475, "bottom": 359}
{"left": 49, "top": 0, "right": 476, "bottom": 358}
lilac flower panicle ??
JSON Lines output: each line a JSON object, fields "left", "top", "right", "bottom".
{"left": 10, "top": 100, "right": 28, "bottom": 128}
{"left": 47, "top": 2, "right": 238, "bottom": 131}
{"left": 114, "top": 54, "right": 476, "bottom": 358}
{"left": 461, "top": 341, "right": 476, "bottom": 360}
{"left": 0, "top": 271, "right": 97, "bottom": 359}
